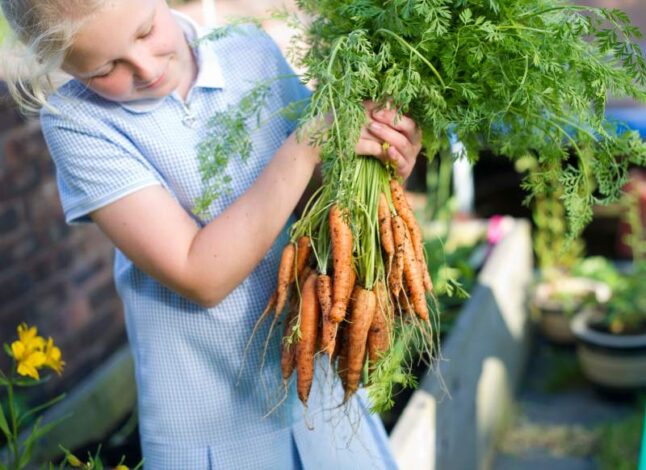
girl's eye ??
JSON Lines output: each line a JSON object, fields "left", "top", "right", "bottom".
{"left": 140, "top": 24, "right": 155, "bottom": 39}
{"left": 93, "top": 66, "right": 114, "bottom": 79}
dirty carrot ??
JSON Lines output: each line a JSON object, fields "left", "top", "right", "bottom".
{"left": 281, "top": 295, "right": 299, "bottom": 384}
{"left": 389, "top": 179, "right": 433, "bottom": 294}
{"left": 392, "top": 215, "right": 428, "bottom": 321}
{"left": 295, "top": 272, "right": 320, "bottom": 405}
{"left": 389, "top": 214, "right": 407, "bottom": 298}
{"left": 378, "top": 193, "right": 394, "bottom": 258}
{"left": 317, "top": 274, "right": 337, "bottom": 358}
{"left": 275, "top": 243, "right": 296, "bottom": 315}
{"left": 295, "top": 236, "right": 312, "bottom": 279}
{"left": 344, "top": 286, "right": 377, "bottom": 400}
{"left": 329, "top": 205, "right": 355, "bottom": 323}
{"left": 368, "top": 283, "right": 391, "bottom": 378}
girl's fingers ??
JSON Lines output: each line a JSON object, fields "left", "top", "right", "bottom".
{"left": 368, "top": 121, "right": 413, "bottom": 158}
{"left": 387, "top": 145, "right": 414, "bottom": 180}
{"left": 371, "top": 108, "right": 421, "bottom": 145}
{"left": 355, "top": 138, "right": 414, "bottom": 179}
{"left": 355, "top": 138, "right": 385, "bottom": 159}
{"left": 359, "top": 127, "right": 382, "bottom": 144}
{"left": 363, "top": 100, "right": 378, "bottom": 113}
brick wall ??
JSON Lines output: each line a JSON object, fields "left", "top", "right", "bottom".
{"left": 0, "top": 83, "right": 126, "bottom": 400}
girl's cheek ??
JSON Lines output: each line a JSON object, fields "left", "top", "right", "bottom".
{"left": 90, "top": 72, "right": 133, "bottom": 100}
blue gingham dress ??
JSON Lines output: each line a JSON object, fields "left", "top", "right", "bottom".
{"left": 40, "top": 14, "right": 396, "bottom": 470}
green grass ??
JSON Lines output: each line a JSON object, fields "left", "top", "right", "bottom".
{"left": 597, "top": 407, "right": 644, "bottom": 470}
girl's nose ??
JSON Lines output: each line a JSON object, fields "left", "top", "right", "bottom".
{"left": 130, "top": 54, "right": 159, "bottom": 86}
{"left": 133, "top": 64, "right": 158, "bottom": 86}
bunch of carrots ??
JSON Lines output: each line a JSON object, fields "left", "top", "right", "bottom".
{"left": 205, "top": 0, "right": 646, "bottom": 414}
{"left": 253, "top": 155, "right": 437, "bottom": 411}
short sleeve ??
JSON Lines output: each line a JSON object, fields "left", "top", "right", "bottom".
{"left": 40, "top": 102, "right": 163, "bottom": 225}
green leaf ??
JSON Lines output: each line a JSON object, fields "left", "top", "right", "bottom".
{"left": 17, "top": 393, "right": 65, "bottom": 428}
{"left": 459, "top": 8, "right": 473, "bottom": 24}
{"left": 20, "top": 415, "right": 69, "bottom": 468}
{"left": 133, "top": 460, "right": 145, "bottom": 470}
{"left": 0, "top": 399, "right": 10, "bottom": 438}
{"left": 13, "top": 376, "right": 51, "bottom": 388}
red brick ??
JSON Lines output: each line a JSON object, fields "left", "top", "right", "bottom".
{"left": 0, "top": 201, "right": 22, "bottom": 236}
{"left": 0, "top": 84, "right": 25, "bottom": 133}
{"left": 0, "top": 269, "right": 33, "bottom": 301}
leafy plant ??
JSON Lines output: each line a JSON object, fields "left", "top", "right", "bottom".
{"left": 572, "top": 187, "right": 646, "bottom": 334}
{"left": 606, "top": 183, "right": 646, "bottom": 333}
{"left": 1, "top": 324, "right": 66, "bottom": 470}
{"left": 517, "top": 154, "right": 586, "bottom": 280}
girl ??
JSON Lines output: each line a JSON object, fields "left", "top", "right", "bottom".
{"left": 1, "top": 0, "right": 423, "bottom": 467}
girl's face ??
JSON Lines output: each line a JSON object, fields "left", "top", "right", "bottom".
{"left": 62, "top": 0, "right": 196, "bottom": 102}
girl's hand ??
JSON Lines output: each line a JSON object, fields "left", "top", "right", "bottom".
{"left": 355, "top": 102, "right": 423, "bottom": 180}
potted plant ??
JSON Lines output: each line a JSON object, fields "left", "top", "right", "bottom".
{"left": 519, "top": 156, "right": 611, "bottom": 344}
{"left": 571, "top": 186, "right": 646, "bottom": 390}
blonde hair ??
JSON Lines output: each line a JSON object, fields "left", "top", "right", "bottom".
{"left": 1, "top": 0, "right": 108, "bottom": 113}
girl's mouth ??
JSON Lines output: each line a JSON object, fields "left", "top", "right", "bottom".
{"left": 140, "top": 60, "right": 170, "bottom": 90}
{"left": 141, "top": 70, "right": 167, "bottom": 90}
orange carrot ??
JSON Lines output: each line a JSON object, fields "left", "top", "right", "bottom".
{"left": 368, "top": 283, "right": 392, "bottom": 378}
{"left": 295, "top": 236, "right": 312, "bottom": 279}
{"left": 275, "top": 243, "right": 296, "bottom": 315}
{"left": 316, "top": 274, "right": 333, "bottom": 317}
{"left": 344, "top": 286, "right": 377, "bottom": 400}
{"left": 390, "top": 179, "right": 433, "bottom": 294}
{"left": 378, "top": 193, "right": 394, "bottom": 258}
{"left": 317, "top": 274, "right": 337, "bottom": 358}
{"left": 392, "top": 215, "right": 428, "bottom": 321}
{"left": 296, "top": 265, "right": 313, "bottom": 292}
{"left": 295, "top": 272, "right": 320, "bottom": 406}
{"left": 389, "top": 214, "right": 406, "bottom": 298}
{"left": 329, "top": 205, "right": 355, "bottom": 323}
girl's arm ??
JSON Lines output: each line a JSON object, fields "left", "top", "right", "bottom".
{"left": 90, "top": 107, "right": 420, "bottom": 307}
{"left": 92, "top": 132, "right": 318, "bottom": 307}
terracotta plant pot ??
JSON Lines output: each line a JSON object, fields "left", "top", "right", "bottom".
{"left": 529, "top": 277, "right": 611, "bottom": 345}
{"left": 571, "top": 308, "right": 646, "bottom": 390}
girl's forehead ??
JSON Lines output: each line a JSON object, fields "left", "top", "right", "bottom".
{"left": 65, "top": 0, "right": 159, "bottom": 72}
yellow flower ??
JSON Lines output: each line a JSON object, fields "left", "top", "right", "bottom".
{"left": 16, "top": 323, "right": 45, "bottom": 353}
{"left": 44, "top": 337, "right": 65, "bottom": 374}
{"left": 114, "top": 465, "right": 129, "bottom": 470}
{"left": 12, "top": 345, "right": 46, "bottom": 380}
{"left": 10, "top": 323, "right": 49, "bottom": 380}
